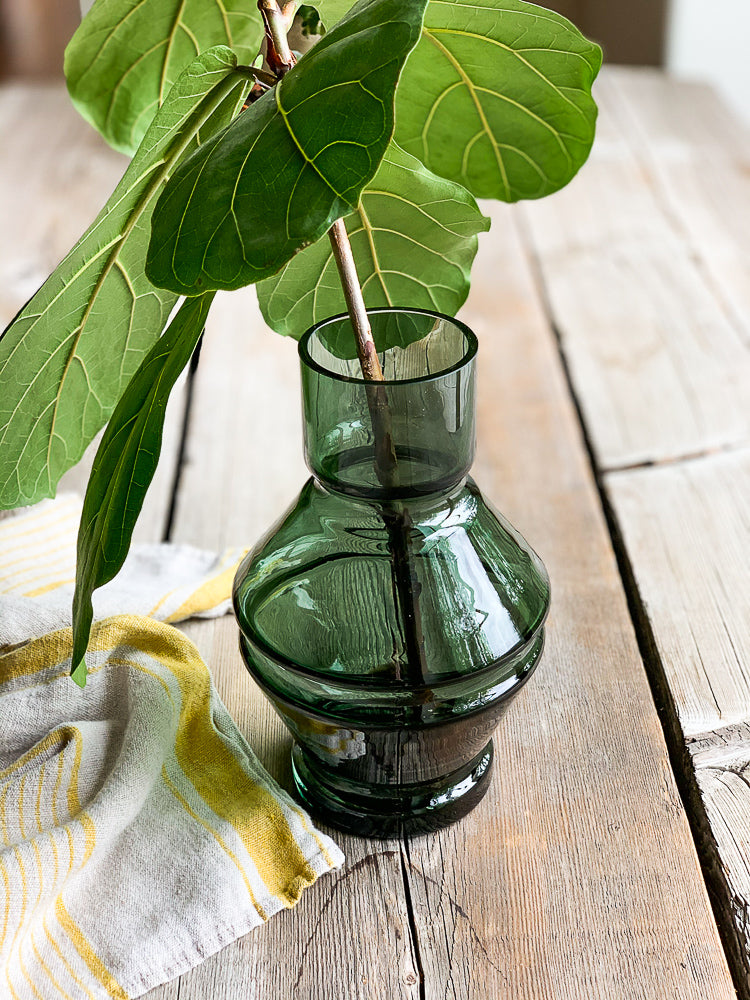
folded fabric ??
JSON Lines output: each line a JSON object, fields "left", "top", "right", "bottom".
{"left": 0, "top": 497, "right": 344, "bottom": 999}
{"left": 0, "top": 494, "right": 245, "bottom": 647}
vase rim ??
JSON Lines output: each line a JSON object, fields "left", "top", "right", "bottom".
{"left": 298, "top": 307, "right": 478, "bottom": 387}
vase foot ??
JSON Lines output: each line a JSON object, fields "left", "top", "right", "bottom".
{"left": 290, "top": 740, "right": 494, "bottom": 839}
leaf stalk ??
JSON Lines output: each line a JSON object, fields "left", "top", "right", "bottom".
{"left": 327, "top": 219, "right": 384, "bottom": 382}
{"left": 258, "top": 0, "right": 298, "bottom": 76}
{"left": 260, "top": 0, "right": 429, "bottom": 691}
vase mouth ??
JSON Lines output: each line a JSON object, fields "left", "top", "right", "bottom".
{"left": 298, "top": 308, "right": 478, "bottom": 386}
{"left": 299, "top": 308, "right": 478, "bottom": 498}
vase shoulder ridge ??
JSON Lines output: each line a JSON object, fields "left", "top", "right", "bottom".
{"left": 234, "top": 473, "right": 549, "bottom": 683}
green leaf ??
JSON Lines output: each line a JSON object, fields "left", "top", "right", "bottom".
{"left": 71, "top": 292, "right": 215, "bottom": 686}
{"left": 0, "top": 47, "right": 247, "bottom": 510}
{"left": 315, "top": 0, "right": 357, "bottom": 28}
{"left": 316, "top": 310, "right": 440, "bottom": 361}
{"left": 395, "top": 0, "right": 602, "bottom": 201}
{"left": 146, "top": 0, "right": 429, "bottom": 295}
{"left": 257, "top": 142, "right": 490, "bottom": 339}
{"left": 65, "top": 0, "right": 264, "bottom": 156}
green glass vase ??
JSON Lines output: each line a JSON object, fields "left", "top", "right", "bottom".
{"left": 233, "top": 309, "right": 550, "bottom": 838}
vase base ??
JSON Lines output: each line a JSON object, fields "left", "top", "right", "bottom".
{"left": 290, "top": 740, "right": 494, "bottom": 839}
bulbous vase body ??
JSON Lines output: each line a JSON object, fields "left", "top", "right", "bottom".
{"left": 233, "top": 310, "right": 550, "bottom": 837}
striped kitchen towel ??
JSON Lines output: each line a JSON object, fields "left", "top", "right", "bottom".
{"left": 0, "top": 494, "right": 245, "bottom": 647}
{"left": 0, "top": 497, "right": 344, "bottom": 999}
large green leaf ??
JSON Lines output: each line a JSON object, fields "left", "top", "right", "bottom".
{"left": 146, "top": 0, "right": 429, "bottom": 295}
{"left": 257, "top": 142, "right": 489, "bottom": 338}
{"left": 395, "top": 0, "right": 602, "bottom": 201}
{"left": 71, "top": 292, "right": 215, "bottom": 686}
{"left": 0, "top": 48, "right": 247, "bottom": 510}
{"left": 66, "top": 0, "right": 264, "bottom": 155}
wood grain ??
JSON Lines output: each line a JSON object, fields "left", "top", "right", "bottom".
{"left": 607, "top": 452, "right": 750, "bottom": 740}
{"left": 143, "top": 288, "right": 421, "bottom": 999}
{"left": 607, "top": 450, "right": 750, "bottom": 987}
{"left": 1, "top": 75, "right": 742, "bottom": 999}
{"left": 519, "top": 71, "right": 750, "bottom": 470}
{"left": 521, "top": 68, "right": 750, "bottom": 990}
{"left": 146, "top": 210, "right": 735, "bottom": 995}
{"left": 690, "top": 722, "right": 750, "bottom": 972}
{"left": 601, "top": 68, "right": 750, "bottom": 355}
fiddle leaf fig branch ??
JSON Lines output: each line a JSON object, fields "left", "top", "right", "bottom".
{"left": 145, "top": 0, "right": 429, "bottom": 293}
{"left": 0, "top": 0, "right": 601, "bottom": 683}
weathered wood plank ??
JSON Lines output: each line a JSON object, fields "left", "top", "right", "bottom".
{"left": 156, "top": 221, "right": 736, "bottom": 998}
{"left": 690, "top": 723, "right": 750, "bottom": 964}
{"left": 521, "top": 69, "right": 750, "bottom": 991}
{"left": 171, "top": 841, "right": 420, "bottom": 1000}
{"left": 519, "top": 71, "right": 750, "bottom": 470}
{"left": 398, "top": 203, "right": 736, "bottom": 999}
{"left": 0, "top": 83, "right": 185, "bottom": 542}
{"left": 607, "top": 450, "right": 750, "bottom": 989}
{"left": 0, "top": 82, "right": 193, "bottom": 998}
{"left": 602, "top": 67, "right": 750, "bottom": 354}
{"left": 145, "top": 288, "right": 420, "bottom": 999}
{"left": 607, "top": 452, "right": 750, "bottom": 740}
{"left": 145, "top": 70, "right": 738, "bottom": 997}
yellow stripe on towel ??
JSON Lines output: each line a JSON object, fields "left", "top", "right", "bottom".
{"left": 160, "top": 766, "right": 268, "bottom": 922}
{"left": 55, "top": 900, "right": 127, "bottom": 1000}
{"left": 1, "top": 617, "right": 323, "bottom": 908}
{"left": 135, "top": 623, "right": 320, "bottom": 905}
{"left": 43, "top": 913, "right": 94, "bottom": 1000}
{"left": 164, "top": 554, "right": 245, "bottom": 623}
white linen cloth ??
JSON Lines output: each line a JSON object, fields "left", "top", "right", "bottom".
{"left": 0, "top": 495, "right": 344, "bottom": 999}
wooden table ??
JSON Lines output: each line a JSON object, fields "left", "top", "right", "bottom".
{"left": 1, "top": 67, "right": 749, "bottom": 999}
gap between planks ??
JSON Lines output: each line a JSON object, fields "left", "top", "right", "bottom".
{"left": 400, "top": 199, "right": 736, "bottom": 1000}
{"left": 144, "top": 288, "right": 422, "bottom": 1000}
{"left": 3, "top": 80, "right": 739, "bottom": 999}
{"left": 525, "top": 296, "right": 750, "bottom": 998}
{"left": 583, "top": 72, "right": 750, "bottom": 993}
{"left": 605, "top": 453, "right": 750, "bottom": 998}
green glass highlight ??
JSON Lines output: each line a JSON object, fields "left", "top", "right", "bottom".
{"left": 234, "top": 310, "right": 550, "bottom": 837}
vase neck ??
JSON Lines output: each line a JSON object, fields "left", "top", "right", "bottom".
{"left": 299, "top": 310, "right": 477, "bottom": 501}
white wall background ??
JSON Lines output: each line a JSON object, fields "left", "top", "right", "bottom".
{"left": 667, "top": 0, "right": 750, "bottom": 123}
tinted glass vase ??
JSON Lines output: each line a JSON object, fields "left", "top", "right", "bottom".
{"left": 233, "top": 309, "right": 550, "bottom": 838}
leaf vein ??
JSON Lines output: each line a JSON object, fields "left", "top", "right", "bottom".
{"left": 423, "top": 27, "right": 510, "bottom": 197}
